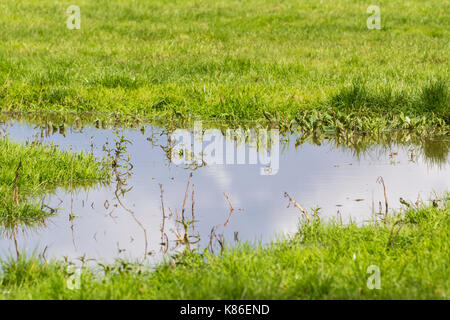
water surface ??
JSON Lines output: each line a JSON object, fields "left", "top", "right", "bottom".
{"left": 0, "top": 121, "right": 448, "bottom": 263}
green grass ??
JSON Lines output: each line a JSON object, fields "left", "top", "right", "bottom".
{"left": 0, "top": 1, "right": 447, "bottom": 300}
{"left": 0, "top": 0, "right": 448, "bottom": 129}
{"left": 0, "top": 137, "right": 110, "bottom": 226}
{"left": 1, "top": 195, "right": 448, "bottom": 300}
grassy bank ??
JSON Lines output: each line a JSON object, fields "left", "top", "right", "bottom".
{"left": 0, "top": 137, "right": 110, "bottom": 226}
{"left": 1, "top": 194, "right": 448, "bottom": 300}
{"left": 0, "top": 0, "right": 448, "bottom": 129}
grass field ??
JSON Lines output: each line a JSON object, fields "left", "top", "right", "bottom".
{"left": 0, "top": 138, "right": 110, "bottom": 226}
{"left": 0, "top": 0, "right": 448, "bottom": 128}
{"left": 0, "top": 195, "right": 448, "bottom": 300}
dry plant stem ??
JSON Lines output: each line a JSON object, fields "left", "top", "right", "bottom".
{"left": 208, "top": 226, "right": 218, "bottom": 254}
{"left": 217, "top": 234, "right": 225, "bottom": 254}
{"left": 284, "top": 192, "right": 311, "bottom": 223}
{"left": 110, "top": 131, "right": 149, "bottom": 258}
{"left": 181, "top": 172, "right": 193, "bottom": 222}
{"left": 159, "top": 183, "right": 168, "bottom": 252}
{"left": 223, "top": 193, "right": 235, "bottom": 227}
{"left": 377, "top": 176, "right": 389, "bottom": 222}
{"left": 12, "top": 227, "right": 19, "bottom": 259}
{"left": 112, "top": 162, "right": 149, "bottom": 258}
{"left": 41, "top": 245, "right": 48, "bottom": 263}
{"left": 115, "top": 181, "right": 149, "bottom": 259}
{"left": 181, "top": 173, "right": 193, "bottom": 248}
{"left": 209, "top": 193, "right": 238, "bottom": 253}
{"left": 169, "top": 173, "right": 200, "bottom": 251}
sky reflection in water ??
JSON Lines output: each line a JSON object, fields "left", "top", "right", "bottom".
{"left": 0, "top": 122, "right": 448, "bottom": 263}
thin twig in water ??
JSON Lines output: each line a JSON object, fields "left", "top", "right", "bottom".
{"left": 223, "top": 193, "right": 235, "bottom": 226}
{"left": 41, "top": 246, "right": 48, "bottom": 264}
{"left": 110, "top": 132, "right": 149, "bottom": 259}
{"left": 159, "top": 183, "right": 168, "bottom": 253}
{"left": 114, "top": 183, "right": 148, "bottom": 257}
{"left": 169, "top": 173, "right": 200, "bottom": 251}
{"left": 284, "top": 192, "right": 311, "bottom": 223}
{"left": 12, "top": 228, "right": 19, "bottom": 259}
{"left": 208, "top": 193, "right": 238, "bottom": 254}
{"left": 377, "top": 176, "right": 389, "bottom": 222}
{"left": 216, "top": 234, "right": 225, "bottom": 254}
{"left": 181, "top": 172, "right": 193, "bottom": 222}
{"left": 208, "top": 226, "right": 218, "bottom": 254}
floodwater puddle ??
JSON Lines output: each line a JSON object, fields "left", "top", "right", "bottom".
{"left": 0, "top": 120, "right": 448, "bottom": 263}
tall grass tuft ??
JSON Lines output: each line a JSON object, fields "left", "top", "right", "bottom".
{"left": 419, "top": 79, "right": 449, "bottom": 120}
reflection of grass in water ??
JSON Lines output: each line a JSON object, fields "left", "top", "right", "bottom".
{"left": 3, "top": 113, "right": 448, "bottom": 171}
{"left": 420, "top": 139, "right": 450, "bottom": 169}
{"left": 0, "top": 211, "right": 49, "bottom": 240}
{"left": 0, "top": 194, "right": 448, "bottom": 299}
{"left": 0, "top": 138, "right": 111, "bottom": 233}
{"left": 309, "top": 133, "right": 450, "bottom": 169}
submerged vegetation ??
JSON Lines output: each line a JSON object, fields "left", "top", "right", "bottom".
{"left": 0, "top": 0, "right": 448, "bottom": 131}
{"left": 0, "top": 194, "right": 448, "bottom": 299}
{"left": 0, "top": 137, "right": 110, "bottom": 229}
